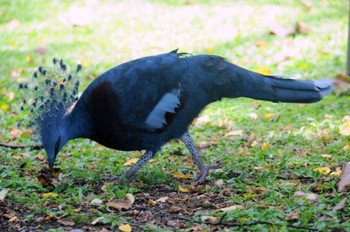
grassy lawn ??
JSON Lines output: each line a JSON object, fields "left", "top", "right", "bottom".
{"left": 1, "top": 0, "right": 349, "bottom": 231}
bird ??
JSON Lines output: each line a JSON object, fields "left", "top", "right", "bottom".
{"left": 19, "top": 50, "right": 333, "bottom": 184}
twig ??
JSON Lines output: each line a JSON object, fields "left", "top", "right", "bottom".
{"left": 177, "top": 215, "right": 319, "bottom": 231}
{"left": 0, "top": 142, "right": 43, "bottom": 149}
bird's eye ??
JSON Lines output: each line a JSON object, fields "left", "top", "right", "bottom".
{"left": 54, "top": 136, "right": 61, "bottom": 155}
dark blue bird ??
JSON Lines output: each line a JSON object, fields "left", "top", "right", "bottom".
{"left": 20, "top": 50, "right": 333, "bottom": 184}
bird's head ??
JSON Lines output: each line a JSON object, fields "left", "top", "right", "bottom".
{"left": 19, "top": 59, "right": 82, "bottom": 170}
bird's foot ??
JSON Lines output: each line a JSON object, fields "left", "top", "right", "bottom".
{"left": 192, "top": 160, "right": 222, "bottom": 185}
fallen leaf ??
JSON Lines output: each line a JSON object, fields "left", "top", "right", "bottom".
{"left": 338, "top": 162, "right": 350, "bottom": 192}
{"left": 214, "top": 179, "right": 224, "bottom": 187}
{"left": 263, "top": 113, "right": 280, "bottom": 120}
{"left": 333, "top": 73, "right": 350, "bottom": 94}
{"left": 123, "top": 158, "right": 139, "bottom": 166}
{"left": 173, "top": 171, "right": 191, "bottom": 179}
{"left": 339, "top": 116, "right": 350, "bottom": 136}
{"left": 269, "top": 22, "right": 295, "bottom": 37}
{"left": 285, "top": 211, "right": 300, "bottom": 221}
{"left": 261, "top": 143, "right": 270, "bottom": 150}
{"left": 224, "top": 129, "right": 243, "bottom": 137}
{"left": 9, "top": 216, "right": 18, "bottom": 222}
{"left": 107, "top": 200, "right": 131, "bottom": 211}
{"left": 126, "top": 193, "right": 135, "bottom": 204}
{"left": 255, "top": 39, "right": 268, "bottom": 48}
{"left": 343, "top": 144, "right": 350, "bottom": 151}
{"left": 201, "top": 216, "right": 219, "bottom": 223}
{"left": 119, "top": 224, "right": 132, "bottom": 232}
{"left": 123, "top": 158, "right": 155, "bottom": 166}
{"left": 178, "top": 185, "right": 190, "bottom": 193}
{"left": 313, "top": 167, "right": 331, "bottom": 175}
{"left": 249, "top": 112, "right": 258, "bottom": 120}
{"left": 45, "top": 214, "right": 57, "bottom": 221}
{"left": 293, "top": 191, "right": 318, "bottom": 201}
{"left": 1, "top": 104, "right": 9, "bottom": 111}
{"left": 107, "top": 193, "right": 134, "bottom": 211}
{"left": 58, "top": 218, "right": 75, "bottom": 226}
{"left": 332, "top": 198, "right": 347, "bottom": 212}
{"left": 0, "top": 189, "right": 9, "bottom": 201}
{"left": 156, "top": 196, "right": 169, "bottom": 203}
{"left": 169, "top": 206, "right": 183, "bottom": 213}
{"left": 42, "top": 192, "right": 58, "bottom": 198}
{"left": 34, "top": 47, "right": 47, "bottom": 55}
{"left": 91, "top": 216, "right": 104, "bottom": 225}
{"left": 147, "top": 199, "right": 157, "bottom": 205}
{"left": 91, "top": 198, "right": 103, "bottom": 205}
{"left": 5, "top": 92, "right": 15, "bottom": 100}
{"left": 217, "top": 205, "right": 244, "bottom": 212}
{"left": 254, "top": 166, "right": 270, "bottom": 172}
{"left": 320, "top": 197, "right": 347, "bottom": 222}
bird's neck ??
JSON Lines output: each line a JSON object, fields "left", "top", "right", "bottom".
{"left": 61, "top": 100, "right": 93, "bottom": 140}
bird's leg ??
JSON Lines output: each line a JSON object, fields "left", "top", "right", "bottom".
{"left": 180, "top": 132, "right": 221, "bottom": 184}
{"left": 122, "top": 150, "right": 155, "bottom": 179}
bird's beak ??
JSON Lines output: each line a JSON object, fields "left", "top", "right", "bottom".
{"left": 48, "top": 158, "right": 55, "bottom": 171}
{"left": 48, "top": 151, "right": 58, "bottom": 171}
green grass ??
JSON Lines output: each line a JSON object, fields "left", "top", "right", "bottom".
{"left": 0, "top": 0, "right": 349, "bottom": 231}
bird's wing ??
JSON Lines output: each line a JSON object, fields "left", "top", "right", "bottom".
{"left": 143, "top": 86, "right": 183, "bottom": 132}
{"left": 103, "top": 52, "right": 187, "bottom": 133}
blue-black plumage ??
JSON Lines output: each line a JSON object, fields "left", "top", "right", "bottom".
{"left": 22, "top": 51, "right": 333, "bottom": 184}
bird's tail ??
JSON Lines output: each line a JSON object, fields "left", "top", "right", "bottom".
{"left": 236, "top": 67, "right": 333, "bottom": 103}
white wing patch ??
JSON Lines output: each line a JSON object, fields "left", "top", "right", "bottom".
{"left": 145, "top": 88, "right": 182, "bottom": 131}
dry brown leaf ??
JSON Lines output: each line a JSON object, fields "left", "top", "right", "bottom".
{"left": 58, "top": 218, "right": 75, "bottom": 226}
{"left": 147, "top": 199, "right": 157, "bottom": 205}
{"left": 201, "top": 216, "right": 219, "bottom": 223}
{"left": 285, "top": 211, "right": 300, "bottom": 221}
{"left": 217, "top": 205, "right": 244, "bottom": 212}
{"left": 293, "top": 191, "right": 318, "bottom": 201}
{"left": 224, "top": 129, "right": 243, "bottom": 137}
{"left": 338, "top": 162, "right": 350, "bottom": 192}
{"left": 156, "top": 196, "right": 169, "bottom": 203}
{"left": 0, "top": 189, "right": 9, "bottom": 201}
{"left": 332, "top": 198, "right": 347, "bottom": 212}
{"left": 8, "top": 216, "right": 18, "bottom": 222}
{"left": 169, "top": 206, "right": 183, "bottom": 213}
{"left": 123, "top": 158, "right": 140, "bottom": 166}
{"left": 107, "top": 200, "right": 131, "bottom": 211}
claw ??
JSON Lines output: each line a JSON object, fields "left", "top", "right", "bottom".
{"left": 192, "top": 160, "right": 222, "bottom": 185}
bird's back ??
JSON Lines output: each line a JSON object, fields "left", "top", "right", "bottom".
{"left": 74, "top": 52, "right": 214, "bottom": 151}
